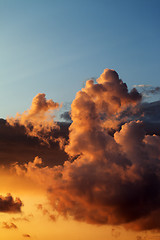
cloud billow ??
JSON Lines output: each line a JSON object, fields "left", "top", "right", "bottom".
{"left": 13, "top": 69, "right": 160, "bottom": 231}
{"left": 7, "top": 93, "right": 60, "bottom": 145}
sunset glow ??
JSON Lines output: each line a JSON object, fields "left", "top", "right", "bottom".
{"left": 1, "top": 1, "right": 160, "bottom": 240}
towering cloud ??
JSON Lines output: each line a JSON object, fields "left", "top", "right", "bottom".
{"left": 7, "top": 93, "right": 60, "bottom": 144}
{"left": 13, "top": 69, "right": 160, "bottom": 231}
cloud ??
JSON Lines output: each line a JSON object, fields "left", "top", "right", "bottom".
{"left": 7, "top": 93, "right": 60, "bottom": 145}
{"left": 148, "top": 87, "right": 160, "bottom": 94}
{"left": 133, "top": 85, "right": 151, "bottom": 88}
{"left": 12, "top": 69, "right": 160, "bottom": 231}
{"left": 0, "top": 194, "right": 23, "bottom": 213}
{"left": 133, "top": 85, "right": 160, "bottom": 99}
{"left": 11, "top": 216, "right": 30, "bottom": 222}
{"left": 23, "top": 234, "right": 31, "bottom": 238}
{"left": 36, "top": 203, "right": 57, "bottom": 221}
{"left": 65, "top": 68, "right": 142, "bottom": 156}
{"left": 2, "top": 222, "right": 18, "bottom": 229}
{"left": 60, "top": 111, "right": 71, "bottom": 122}
{"left": 111, "top": 228, "right": 121, "bottom": 238}
{"left": 0, "top": 119, "right": 69, "bottom": 167}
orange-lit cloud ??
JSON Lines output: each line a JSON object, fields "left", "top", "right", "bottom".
{"left": 0, "top": 119, "right": 69, "bottom": 168}
{"left": 10, "top": 69, "right": 160, "bottom": 231}
{"left": 7, "top": 93, "right": 60, "bottom": 145}
{"left": 65, "top": 69, "right": 141, "bottom": 156}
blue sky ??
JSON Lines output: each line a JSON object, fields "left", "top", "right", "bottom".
{"left": 0, "top": 0, "right": 160, "bottom": 118}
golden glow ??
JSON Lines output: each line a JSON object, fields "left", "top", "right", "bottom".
{"left": 0, "top": 169, "right": 158, "bottom": 240}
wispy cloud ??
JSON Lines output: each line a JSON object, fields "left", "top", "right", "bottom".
{"left": 133, "top": 84, "right": 160, "bottom": 99}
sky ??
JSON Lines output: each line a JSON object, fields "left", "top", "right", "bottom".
{"left": 1, "top": 1, "right": 160, "bottom": 240}
{"left": 1, "top": 0, "right": 160, "bottom": 118}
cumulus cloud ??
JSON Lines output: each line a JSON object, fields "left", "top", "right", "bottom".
{"left": 65, "top": 69, "right": 141, "bottom": 157}
{"left": 13, "top": 69, "right": 160, "bottom": 231}
{"left": 136, "top": 236, "right": 146, "bottom": 240}
{"left": 7, "top": 93, "right": 60, "bottom": 145}
{"left": 0, "top": 194, "right": 23, "bottom": 213}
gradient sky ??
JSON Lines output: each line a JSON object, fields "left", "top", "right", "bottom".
{"left": 1, "top": 1, "right": 160, "bottom": 240}
{"left": 0, "top": 0, "right": 160, "bottom": 118}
